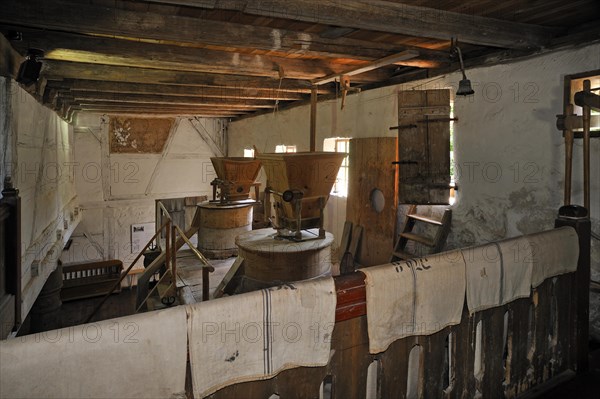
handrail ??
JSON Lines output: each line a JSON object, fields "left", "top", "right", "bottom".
{"left": 84, "top": 220, "right": 170, "bottom": 323}
{"left": 157, "top": 201, "right": 172, "bottom": 221}
{"left": 174, "top": 225, "right": 215, "bottom": 271}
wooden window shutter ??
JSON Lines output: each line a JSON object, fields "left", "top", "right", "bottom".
{"left": 397, "top": 89, "right": 451, "bottom": 205}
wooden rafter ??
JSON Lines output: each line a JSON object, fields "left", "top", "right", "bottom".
{"left": 138, "top": 0, "right": 560, "bottom": 49}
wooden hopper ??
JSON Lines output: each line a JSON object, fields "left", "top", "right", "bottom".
{"left": 257, "top": 152, "right": 346, "bottom": 233}
{"left": 210, "top": 157, "right": 262, "bottom": 201}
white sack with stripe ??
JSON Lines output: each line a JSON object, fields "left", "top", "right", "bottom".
{"left": 186, "top": 277, "right": 336, "bottom": 398}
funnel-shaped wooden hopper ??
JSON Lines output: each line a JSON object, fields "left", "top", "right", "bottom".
{"left": 210, "top": 157, "right": 262, "bottom": 201}
{"left": 257, "top": 152, "right": 346, "bottom": 230}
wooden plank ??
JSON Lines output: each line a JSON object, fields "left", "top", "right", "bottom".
{"left": 49, "top": 79, "right": 306, "bottom": 100}
{"left": 68, "top": 91, "right": 276, "bottom": 108}
{"left": 312, "top": 50, "right": 419, "bottom": 85}
{"left": 0, "top": 0, "right": 429, "bottom": 61}
{"left": 41, "top": 60, "right": 313, "bottom": 91}
{"left": 338, "top": 221, "right": 352, "bottom": 262}
{"left": 213, "top": 257, "right": 244, "bottom": 299}
{"left": 397, "top": 89, "right": 451, "bottom": 205}
{"left": 140, "top": 0, "right": 559, "bottom": 49}
{"left": 346, "top": 137, "right": 398, "bottom": 266}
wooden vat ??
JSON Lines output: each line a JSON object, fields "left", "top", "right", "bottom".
{"left": 197, "top": 202, "right": 254, "bottom": 259}
{"left": 235, "top": 228, "right": 333, "bottom": 289}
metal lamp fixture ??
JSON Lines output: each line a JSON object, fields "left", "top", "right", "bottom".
{"left": 16, "top": 48, "right": 44, "bottom": 86}
{"left": 453, "top": 46, "right": 474, "bottom": 96}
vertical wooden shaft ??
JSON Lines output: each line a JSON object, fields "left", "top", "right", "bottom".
{"left": 582, "top": 80, "right": 591, "bottom": 211}
{"left": 564, "top": 104, "right": 574, "bottom": 205}
{"left": 555, "top": 211, "right": 591, "bottom": 373}
{"left": 310, "top": 86, "right": 317, "bottom": 152}
{"left": 171, "top": 224, "right": 177, "bottom": 283}
{"left": 202, "top": 267, "right": 210, "bottom": 301}
{"left": 165, "top": 220, "right": 171, "bottom": 271}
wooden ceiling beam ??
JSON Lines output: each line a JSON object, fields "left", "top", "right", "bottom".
{"left": 66, "top": 91, "right": 277, "bottom": 108}
{"left": 140, "top": 0, "right": 560, "bottom": 49}
{"left": 2, "top": 27, "right": 405, "bottom": 81}
{"left": 47, "top": 79, "right": 306, "bottom": 101}
{"left": 73, "top": 107, "right": 245, "bottom": 117}
{"left": 41, "top": 60, "right": 321, "bottom": 93}
{"left": 0, "top": 0, "right": 441, "bottom": 61}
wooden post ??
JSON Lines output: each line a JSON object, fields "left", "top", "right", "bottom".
{"left": 1, "top": 177, "right": 21, "bottom": 329}
{"left": 310, "top": 86, "right": 317, "bottom": 152}
{"left": 582, "top": 80, "right": 591, "bottom": 211}
{"left": 555, "top": 207, "right": 591, "bottom": 373}
{"left": 202, "top": 267, "right": 210, "bottom": 302}
{"left": 564, "top": 104, "right": 574, "bottom": 205}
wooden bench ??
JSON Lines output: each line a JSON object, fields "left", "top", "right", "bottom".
{"left": 61, "top": 260, "right": 123, "bottom": 302}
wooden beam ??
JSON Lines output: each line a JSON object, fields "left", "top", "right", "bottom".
{"left": 68, "top": 100, "right": 267, "bottom": 112}
{"left": 41, "top": 60, "right": 316, "bottom": 92}
{"left": 48, "top": 79, "right": 306, "bottom": 101}
{"left": 67, "top": 91, "right": 276, "bottom": 108}
{"left": 140, "top": 0, "right": 560, "bottom": 49}
{"left": 0, "top": 32, "right": 23, "bottom": 78}
{"left": 0, "top": 0, "right": 436, "bottom": 61}
{"left": 3, "top": 27, "right": 395, "bottom": 81}
{"left": 312, "top": 50, "right": 419, "bottom": 85}
{"left": 74, "top": 108, "right": 243, "bottom": 117}
{"left": 310, "top": 86, "right": 317, "bottom": 152}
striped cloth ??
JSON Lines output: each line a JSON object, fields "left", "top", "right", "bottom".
{"left": 186, "top": 277, "right": 336, "bottom": 397}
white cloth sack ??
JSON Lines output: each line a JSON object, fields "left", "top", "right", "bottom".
{"left": 363, "top": 250, "right": 465, "bottom": 354}
{"left": 463, "top": 243, "right": 502, "bottom": 313}
{"left": 413, "top": 251, "right": 465, "bottom": 336}
{"left": 0, "top": 307, "right": 188, "bottom": 399}
{"left": 496, "top": 235, "right": 533, "bottom": 303}
{"left": 186, "top": 277, "right": 336, "bottom": 398}
{"left": 527, "top": 226, "right": 579, "bottom": 288}
{"left": 362, "top": 261, "right": 416, "bottom": 354}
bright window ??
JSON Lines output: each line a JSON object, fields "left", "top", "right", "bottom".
{"left": 243, "top": 148, "right": 255, "bottom": 158}
{"left": 323, "top": 137, "right": 350, "bottom": 197}
{"left": 275, "top": 145, "right": 297, "bottom": 153}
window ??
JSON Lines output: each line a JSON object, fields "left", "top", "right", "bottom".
{"left": 275, "top": 144, "right": 296, "bottom": 153}
{"left": 243, "top": 148, "right": 255, "bottom": 158}
{"left": 323, "top": 137, "right": 350, "bottom": 197}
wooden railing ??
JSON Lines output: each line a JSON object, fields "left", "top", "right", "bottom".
{"left": 86, "top": 201, "right": 214, "bottom": 322}
{"left": 203, "top": 216, "right": 590, "bottom": 399}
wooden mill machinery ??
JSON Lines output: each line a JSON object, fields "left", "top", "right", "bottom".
{"left": 197, "top": 157, "right": 262, "bottom": 259}
{"left": 224, "top": 151, "right": 346, "bottom": 293}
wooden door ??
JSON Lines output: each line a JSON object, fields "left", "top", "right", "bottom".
{"left": 397, "top": 90, "right": 451, "bottom": 204}
{"left": 346, "top": 137, "right": 398, "bottom": 266}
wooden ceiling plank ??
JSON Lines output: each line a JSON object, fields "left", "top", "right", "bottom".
{"left": 0, "top": 0, "right": 438, "bottom": 61}
{"left": 139, "top": 0, "right": 560, "bottom": 49}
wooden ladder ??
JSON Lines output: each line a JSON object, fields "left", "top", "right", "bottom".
{"left": 390, "top": 205, "right": 452, "bottom": 261}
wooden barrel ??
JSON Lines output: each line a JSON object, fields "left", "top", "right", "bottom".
{"left": 197, "top": 202, "right": 254, "bottom": 259}
{"left": 235, "top": 228, "right": 333, "bottom": 286}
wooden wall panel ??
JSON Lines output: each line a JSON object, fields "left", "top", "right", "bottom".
{"left": 346, "top": 137, "right": 398, "bottom": 266}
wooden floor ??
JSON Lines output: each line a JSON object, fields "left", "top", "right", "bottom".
{"left": 174, "top": 249, "right": 236, "bottom": 302}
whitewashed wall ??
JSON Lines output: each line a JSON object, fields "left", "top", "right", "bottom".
{"left": 0, "top": 77, "right": 80, "bottom": 322}
{"left": 229, "top": 43, "right": 600, "bottom": 339}
{"left": 67, "top": 115, "right": 227, "bottom": 268}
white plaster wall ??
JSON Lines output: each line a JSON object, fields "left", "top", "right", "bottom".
{"left": 0, "top": 78, "right": 80, "bottom": 322}
{"left": 68, "top": 114, "right": 227, "bottom": 269}
{"left": 229, "top": 43, "right": 600, "bottom": 338}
